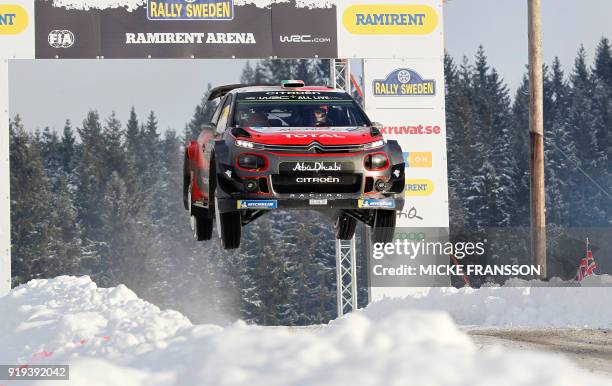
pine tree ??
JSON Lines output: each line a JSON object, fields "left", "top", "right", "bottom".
{"left": 9, "top": 116, "right": 65, "bottom": 284}
{"left": 60, "top": 119, "right": 77, "bottom": 179}
{"left": 566, "top": 47, "right": 607, "bottom": 226}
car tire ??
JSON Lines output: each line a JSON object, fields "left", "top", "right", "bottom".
{"left": 335, "top": 213, "right": 357, "bottom": 240}
{"left": 219, "top": 211, "right": 241, "bottom": 249}
{"left": 371, "top": 210, "right": 396, "bottom": 244}
{"left": 191, "top": 207, "right": 213, "bottom": 241}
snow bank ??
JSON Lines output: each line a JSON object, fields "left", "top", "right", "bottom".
{"left": 1, "top": 276, "right": 611, "bottom": 386}
{"left": 363, "top": 281, "right": 612, "bottom": 328}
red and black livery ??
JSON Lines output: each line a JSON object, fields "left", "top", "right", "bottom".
{"left": 184, "top": 81, "right": 405, "bottom": 249}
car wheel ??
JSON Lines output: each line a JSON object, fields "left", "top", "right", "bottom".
{"left": 371, "top": 210, "right": 396, "bottom": 244}
{"left": 191, "top": 207, "right": 213, "bottom": 241}
{"left": 335, "top": 213, "right": 357, "bottom": 240}
{"left": 219, "top": 211, "right": 241, "bottom": 250}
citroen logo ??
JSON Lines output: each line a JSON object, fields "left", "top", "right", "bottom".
{"left": 307, "top": 141, "right": 325, "bottom": 153}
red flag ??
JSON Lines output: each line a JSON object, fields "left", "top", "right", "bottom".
{"left": 576, "top": 239, "right": 596, "bottom": 281}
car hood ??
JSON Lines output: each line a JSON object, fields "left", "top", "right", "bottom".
{"left": 242, "top": 126, "right": 378, "bottom": 146}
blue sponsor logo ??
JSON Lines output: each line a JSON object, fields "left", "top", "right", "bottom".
{"left": 372, "top": 68, "right": 435, "bottom": 97}
{"left": 147, "top": 0, "right": 233, "bottom": 21}
{"left": 237, "top": 200, "right": 278, "bottom": 209}
{"left": 358, "top": 199, "right": 396, "bottom": 209}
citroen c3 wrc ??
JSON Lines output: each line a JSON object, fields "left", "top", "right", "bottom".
{"left": 183, "top": 81, "right": 405, "bottom": 249}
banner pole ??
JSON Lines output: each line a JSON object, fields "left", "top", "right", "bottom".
{"left": 0, "top": 59, "right": 11, "bottom": 296}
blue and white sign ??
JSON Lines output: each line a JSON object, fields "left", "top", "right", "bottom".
{"left": 237, "top": 200, "right": 278, "bottom": 210}
{"left": 358, "top": 199, "right": 396, "bottom": 209}
{"left": 372, "top": 68, "right": 435, "bottom": 97}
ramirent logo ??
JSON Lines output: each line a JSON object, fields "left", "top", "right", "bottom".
{"left": 0, "top": 4, "right": 28, "bottom": 35}
{"left": 405, "top": 179, "right": 434, "bottom": 197}
{"left": 343, "top": 4, "right": 438, "bottom": 35}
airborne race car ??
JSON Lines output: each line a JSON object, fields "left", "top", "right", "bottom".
{"left": 184, "top": 81, "right": 405, "bottom": 249}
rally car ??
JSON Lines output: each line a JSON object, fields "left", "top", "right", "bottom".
{"left": 183, "top": 81, "right": 405, "bottom": 249}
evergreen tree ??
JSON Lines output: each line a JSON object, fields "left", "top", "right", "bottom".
{"left": 60, "top": 119, "right": 77, "bottom": 178}
{"left": 566, "top": 47, "right": 607, "bottom": 226}
{"left": 9, "top": 116, "right": 65, "bottom": 284}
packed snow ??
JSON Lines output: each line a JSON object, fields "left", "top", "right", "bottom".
{"left": 1, "top": 276, "right": 611, "bottom": 386}
{"left": 365, "top": 277, "right": 612, "bottom": 329}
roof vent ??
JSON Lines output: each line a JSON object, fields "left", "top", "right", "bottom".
{"left": 281, "top": 80, "right": 305, "bottom": 88}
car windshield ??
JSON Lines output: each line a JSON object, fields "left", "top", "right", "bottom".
{"left": 233, "top": 91, "right": 370, "bottom": 128}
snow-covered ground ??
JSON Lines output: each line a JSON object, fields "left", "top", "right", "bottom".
{"left": 1, "top": 276, "right": 611, "bottom": 386}
{"left": 363, "top": 277, "right": 612, "bottom": 329}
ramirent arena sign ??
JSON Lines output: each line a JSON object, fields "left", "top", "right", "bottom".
{"left": 125, "top": 33, "right": 255, "bottom": 44}
{"left": 147, "top": 0, "right": 234, "bottom": 21}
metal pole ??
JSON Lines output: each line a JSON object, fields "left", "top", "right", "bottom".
{"left": 331, "top": 58, "right": 359, "bottom": 316}
{"left": 0, "top": 59, "right": 11, "bottom": 296}
{"left": 335, "top": 238, "right": 358, "bottom": 317}
{"left": 528, "top": 0, "right": 547, "bottom": 279}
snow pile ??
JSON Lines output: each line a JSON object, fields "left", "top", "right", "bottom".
{"left": 364, "top": 282, "right": 612, "bottom": 328}
{"left": 1, "top": 276, "right": 611, "bottom": 386}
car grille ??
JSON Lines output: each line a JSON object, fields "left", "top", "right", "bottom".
{"left": 271, "top": 173, "right": 362, "bottom": 194}
{"left": 261, "top": 141, "right": 366, "bottom": 154}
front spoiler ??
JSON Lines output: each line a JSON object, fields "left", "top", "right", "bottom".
{"left": 216, "top": 197, "right": 405, "bottom": 213}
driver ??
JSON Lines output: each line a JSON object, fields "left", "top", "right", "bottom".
{"left": 311, "top": 105, "right": 333, "bottom": 126}
{"left": 242, "top": 109, "right": 269, "bottom": 127}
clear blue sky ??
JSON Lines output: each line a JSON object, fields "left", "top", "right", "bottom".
{"left": 10, "top": 0, "right": 612, "bottom": 133}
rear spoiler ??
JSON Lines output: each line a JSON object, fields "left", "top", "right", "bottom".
{"left": 206, "top": 84, "right": 246, "bottom": 101}
{"left": 205, "top": 83, "right": 334, "bottom": 101}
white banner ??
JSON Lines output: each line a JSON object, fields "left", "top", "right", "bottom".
{"left": 0, "top": 59, "right": 10, "bottom": 296}
{"left": 363, "top": 57, "right": 449, "bottom": 299}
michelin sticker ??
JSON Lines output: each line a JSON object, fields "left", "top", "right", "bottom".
{"left": 358, "top": 199, "right": 395, "bottom": 209}
{"left": 372, "top": 68, "right": 435, "bottom": 97}
{"left": 237, "top": 200, "right": 278, "bottom": 209}
{"left": 148, "top": 0, "right": 234, "bottom": 21}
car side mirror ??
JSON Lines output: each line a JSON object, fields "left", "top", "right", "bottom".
{"left": 372, "top": 122, "right": 383, "bottom": 129}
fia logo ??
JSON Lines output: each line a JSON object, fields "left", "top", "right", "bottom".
{"left": 48, "top": 30, "right": 75, "bottom": 48}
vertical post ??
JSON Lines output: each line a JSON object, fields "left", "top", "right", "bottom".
{"left": 331, "top": 58, "right": 359, "bottom": 316}
{"left": 0, "top": 59, "right": 11, "bottom": 296}
{"left": 528, "top": 0, "right": 547, "bottom": 279}
{"left": 335, "top": 237, "right": 358, "bottom": 317}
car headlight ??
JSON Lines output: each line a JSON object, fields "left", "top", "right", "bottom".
{"left": 236, "top": 139, "right": 255, "bottom": 149}
{"left": 363, "top": 139, "right": 384, "bottom": 150}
